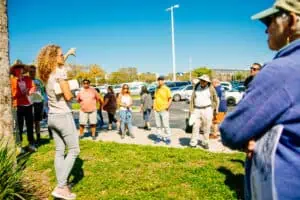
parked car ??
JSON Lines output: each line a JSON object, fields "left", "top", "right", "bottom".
{"left": 148, "top": 81, "right": 190, "bottom": 98}
{"left": 172, "top": 85, "right": 193, "bottom": 102}
{"left": 95, "top": 85, "right": 108, "bottom": 94}
{"left": 225, "top": 89, "right": 244, "bottom": 106}
{"left": 220, "top": 81, "right": 232, "bottom": 91}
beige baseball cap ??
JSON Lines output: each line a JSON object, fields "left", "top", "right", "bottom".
{"left": 251, "top": 0, "right": 300, "bottom": 21}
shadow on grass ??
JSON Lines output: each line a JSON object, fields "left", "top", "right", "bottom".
{"left": 217, "top": 166, "right": 244, "bottom": 200}
{"left": 69, "top": 157, "right": 84, "bottom": 188}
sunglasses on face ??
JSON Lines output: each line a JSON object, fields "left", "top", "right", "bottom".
{"left": 263, "top": 11, "right": 289, "bottom": 27}
{"left": 250, "top": 67, "right": 260, "bottom": 71}
{"left": 123, "top": 87, "right": 129, "bottom": 89}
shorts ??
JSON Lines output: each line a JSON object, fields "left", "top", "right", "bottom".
{"left": 143, "top": 109, "right": 151, "bottom": 122}
{"left": 33, "top": 102, "right": 44, "bottom": 121}
{"left": 213, "top": 112, "right": 226, "bottom": 124}
{"left": 79, "top": 110, "right": 97, "bottom": 125}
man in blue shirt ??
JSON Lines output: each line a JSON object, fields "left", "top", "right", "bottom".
{"left": 220, "top": 0, "right": 300, "bottom": 199}
{"left": 211, "top": 79, "right": 227, "bottom": 139}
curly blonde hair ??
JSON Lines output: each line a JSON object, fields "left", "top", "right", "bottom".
{"left": 37, "top": 45, "right": 61, "bottom": 82}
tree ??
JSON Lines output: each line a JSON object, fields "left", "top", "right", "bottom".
{"left": 108, "top": 71, "right": 126, "bottom": 84}
{"left": 118, "top": 67, "right": 138, "bottom": 82}
{"left": 232, "top": 71, "right": 249, "bottom": 81}
{"left": 192, "top": 67, "right": 213, "bottom": 78}
{"left": 138, "top": 72, "right": 156, "bottom": 83}
{"left": 66, "top": 63, "right": 85, "bottom": 80}
{"left": 88, "top": 64, "right": 105, "bottom": 85}
{"left": 0, "top": 0, "right": 14, "bottom": 142}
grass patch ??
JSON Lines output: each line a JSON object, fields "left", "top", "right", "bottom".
{"left": 24, "top": 140, "right": 245, "bottom": 199}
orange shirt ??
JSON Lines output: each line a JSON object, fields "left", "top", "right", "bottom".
{"left": 11, "top": 76, "right": 36, "bottom": 107}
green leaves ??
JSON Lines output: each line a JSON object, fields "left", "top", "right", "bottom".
{"left": 0, "top": 138, "right": 32, "bottom": 200}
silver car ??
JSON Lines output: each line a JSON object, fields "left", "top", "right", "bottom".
{"left": 172, "top": 85, "right": 193, "bottom": 102}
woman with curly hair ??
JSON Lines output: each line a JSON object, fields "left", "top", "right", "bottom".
{"left": 37, "top": 45, "right": 79, "bottom": 200}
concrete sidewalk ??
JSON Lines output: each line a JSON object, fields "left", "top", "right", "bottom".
{"left": 79, "top": 126, "right": 235, "bottom": 153}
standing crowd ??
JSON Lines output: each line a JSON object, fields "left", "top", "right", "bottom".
{"left": 9, "top": 1, "right": 300, "bottom": 199}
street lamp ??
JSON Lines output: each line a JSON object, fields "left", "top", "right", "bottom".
{"left": 166, "top": 4, "right": 179, "bottom": 81}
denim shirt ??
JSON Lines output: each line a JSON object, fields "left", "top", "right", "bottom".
{"left": 220, "top": 39, "right": 300, "bottom": 200}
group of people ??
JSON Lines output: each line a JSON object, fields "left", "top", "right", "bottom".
{"left": 10, "top": 63, "right": 50, "bottom": 152}
{"left": 9, "top": 0, "right": 300, "bottom": 199}
{"left": 76, "top": 74, "right": 228, "bottom": 149}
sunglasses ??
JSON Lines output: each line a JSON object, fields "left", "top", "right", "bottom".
{"left": 263, "top": 11, "right": 289, "bottom": 27}
{"left": 123, "top": 87, "right": 129, "bottom": 89}
{"left": 250, "top": 67, "right": 260, "bottom": 71}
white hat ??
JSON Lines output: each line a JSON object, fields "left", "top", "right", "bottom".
{"left": 198, "top": 74, "right": 211, "bottom": 83}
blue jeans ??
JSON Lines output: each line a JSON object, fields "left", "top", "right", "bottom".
{"left": 119, "top": 110, "right": 133, "bottom": 136}
{"left": 97, "top": 109, "right": 104, "bottom": 127}
{"left": 143, "top": 109, "right": 151, "bottom": 122}
{"left": 48, "top": 112, "right": 80, "bottom": 188}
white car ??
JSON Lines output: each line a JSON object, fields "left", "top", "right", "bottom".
{"left": 225, "top": 89, "right": 244, "bottom": 106}
{"left": 220, "top": 81, "right": 232, "bottom": 91}
{"left": 172, "top": 85, "right": 193, "bottom": 102}
{"left": 95, "top": 85, "right": 107, "bottom": 94}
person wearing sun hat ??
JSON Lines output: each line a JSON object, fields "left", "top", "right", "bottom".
{"left": 188, "top": 74, "right": 219, "bottom": 149}
{"left": 220, "top": 1, "right": 300, "bottom": 199}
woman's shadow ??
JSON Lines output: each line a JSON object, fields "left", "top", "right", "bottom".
{"left": 68, "top": 157, "right": 84, "bottom": 188}
{"left": 217, "top": 163, "right": 244, "bottom": 200}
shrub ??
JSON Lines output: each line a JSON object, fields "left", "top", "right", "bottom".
{"left": 0, "top": 138, "right": 32, "bottom": 200}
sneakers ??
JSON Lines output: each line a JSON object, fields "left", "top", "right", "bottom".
{"left": 209, "top": 134, "right": 219, "bottom": 139}
{"left": 202, "top": 143, "right": 209, "bottom": 150}
{"left": 92, "top": 136, "right": 97, "bottom": 141}
{"left": 51, "top": 188, "right": 76, "bottom": 200}
{"left": 154, "top": 137, "right": 161, "bottom": 144}
{"left": 165, "top": 138, "right": 171, "bottom": 145}
{"left": 121, "top": 134, "right": 125, "bottom": 139}
{"left": 79, "top": 135, "right": 84, "bottom": 140}
{"left": 28, "top": 145, "right": 37, "bottom": 152}
{"left": 130, "top": 134, "right": 135, "bottom": 139}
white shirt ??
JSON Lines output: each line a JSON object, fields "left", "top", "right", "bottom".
{"left": 46, "top": 67, "right": 71, "bottom": 114}
{"left": 194, "top": 86, "right": 211, "bottom": 107}
{"left": 120, "top": 95, "right": 132, "bottom": 111}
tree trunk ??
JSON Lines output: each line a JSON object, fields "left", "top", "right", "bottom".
{"left": 0, "top": 0, "right": 13, "bottom": 143}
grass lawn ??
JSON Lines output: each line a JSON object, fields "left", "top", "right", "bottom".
{"left": 24, "top": 140, "right": 245, "bottom": 200}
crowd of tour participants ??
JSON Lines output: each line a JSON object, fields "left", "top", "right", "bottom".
{"left": 9, "top": 0, "right": 300, "bottom": 199}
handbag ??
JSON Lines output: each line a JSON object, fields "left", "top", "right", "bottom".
{"left": 185, "top": 117, "right": 193, "bottom": 133}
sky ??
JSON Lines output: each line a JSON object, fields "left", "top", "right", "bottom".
{"left": 9, "top": 0, "right": 275, "bottom": 74}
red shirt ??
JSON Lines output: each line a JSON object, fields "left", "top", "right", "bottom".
{"left": 11, "top": 76, "right": 36, "bottom": 107}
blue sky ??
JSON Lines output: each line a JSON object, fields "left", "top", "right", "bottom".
{"left": 9, "top": 0, "right": 275, "bottom": 74}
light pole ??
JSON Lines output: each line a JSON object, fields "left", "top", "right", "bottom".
{"left": 166, "top": 4, "right": 179, "bottom": 82}
{"left": 189, "top": 57, "right": 192, "bottom": 81}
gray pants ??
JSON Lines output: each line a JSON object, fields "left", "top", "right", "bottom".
{"left": 190, "top": 107, "right": 213, "bottom": 147}
{"left": 154, "top": 110, "right": 171, "bottom": 139}
{"left": 48, "top": 112, "right": 80, "bottom": 188}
